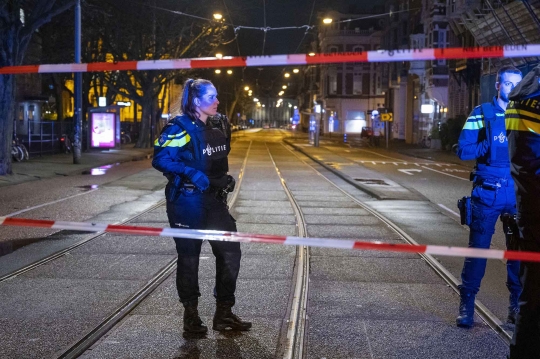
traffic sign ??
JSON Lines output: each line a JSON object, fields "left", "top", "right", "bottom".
{"left": 381, "top": 113, "right": 393, "bottom": 121}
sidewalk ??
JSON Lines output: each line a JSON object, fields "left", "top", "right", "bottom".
{"left": 0, "top": 145, "right": 154, "bottom": 188}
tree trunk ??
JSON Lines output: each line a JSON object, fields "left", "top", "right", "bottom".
{"left": 136, "top": 97, "right": 153, "bottom": 148}
{"left": 0, "top": 75, "right": 15, "bottom": 175}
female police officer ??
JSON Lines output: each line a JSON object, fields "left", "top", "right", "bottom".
{"left": 152, "top": 78, "right": 251, "bottom": 335}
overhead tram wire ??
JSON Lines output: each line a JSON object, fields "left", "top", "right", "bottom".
{"left": 222, "top": 0, "right": 242, "bottom": 57}
{"left": 136, "top": 1, "right": 416, "bottom": 37}
{"left": 293, "top": 0, "right": 317, "bottom": 55}
{"left": 262, "top": 0, "right": 267, "bottom": 55}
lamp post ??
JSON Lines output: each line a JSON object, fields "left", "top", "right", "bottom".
{"left": 73, "top": 0, "right": 82, "bottom": 163}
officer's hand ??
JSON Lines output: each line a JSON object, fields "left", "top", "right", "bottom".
{"left": 183, "top": 167, "right": 210, "bottom": 191}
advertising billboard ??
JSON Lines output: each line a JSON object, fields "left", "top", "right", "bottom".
{"left": 90, "top": 112, "right": 116, "bottom": 148}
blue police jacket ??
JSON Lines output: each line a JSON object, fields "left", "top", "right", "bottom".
{"left": 457, "top": 97, "right": 511, "bottom": 179}
{"left": 152, "top": 115, "right": 230, "bottom": 183}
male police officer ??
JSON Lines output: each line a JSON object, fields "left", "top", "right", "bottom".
{"left": 506, "top": 64, "right": 540, "bottom": 358}
{"left": 455, "top": 65, "right": 523, "bottom": 328}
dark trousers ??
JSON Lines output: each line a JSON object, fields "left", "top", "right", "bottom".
{"left": 460, "top": 183, "right": 521, "bottom": 295}
{"left": 166, "top": 188, "right": 240, "bottom": 304}
{"left": 509, "top": 180, "right": 540, "bottom": 359}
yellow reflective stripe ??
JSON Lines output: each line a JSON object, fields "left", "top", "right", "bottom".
{"left": 506, "top": 112, "right": 540, "bottom": 134}
{"left": 154, "top": 133, "right": 191, "bottom": 147}
{"left": 163, "top": 134, "right": 191, "bottom": 147}
{"left": 506, "top": 108, "right": 540, "bottom": 122}
{"left": 463, "top": 119, "right": 484, "bottom": 130}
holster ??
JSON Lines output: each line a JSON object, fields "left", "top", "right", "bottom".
{"left": 457, "top": 196, "right": 472, "bottom": 226}
{"left": 166, "top": 174, "right": 183, "bottom": 202}
{"left": 501, "top": 213, "right": 520, "bottom": 251}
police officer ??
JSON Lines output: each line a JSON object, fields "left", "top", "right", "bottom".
{"left": 506, "top": 64, "right": 540, "bottom": 358}
{"left": 455, "top": 66, "right": 523, "bottom": 328}
{"left": 152, "top": 78, "right": 251, "bottom": 335}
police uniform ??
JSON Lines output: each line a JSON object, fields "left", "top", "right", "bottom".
{"left": 152, "top": 114, "right": 240, "bottom": 305}
{"left": 456, "top": 97, "right": 521, "bottom": 326}
{"left": 506, "top": 67, "right": 540, "bottom": 358}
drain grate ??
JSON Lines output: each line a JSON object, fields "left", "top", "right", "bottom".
{"left": 354, "top": 178, "right": 389, "bottom": 185}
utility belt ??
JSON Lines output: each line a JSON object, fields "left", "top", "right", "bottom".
{"left": 180, "top": 182, "right": 219, "bottom": 193}
{"left": 471, "top": 173, "right": 511, "bottom": 190}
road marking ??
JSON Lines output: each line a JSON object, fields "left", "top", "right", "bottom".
{"left": 398, "top": 169, "right": 422, "bottom": 175}
{"left": 438, "top": 203, "right": 460, "bottom": 218}
{"left": 4, "top": 189, "right": 98, "bottom": 217}
{"left": 421, "top": 165, "right": 469, "bottom": 181}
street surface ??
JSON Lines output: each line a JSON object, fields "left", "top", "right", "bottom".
{"left": 0, "top": 129, "right": 512, "bottom": 358}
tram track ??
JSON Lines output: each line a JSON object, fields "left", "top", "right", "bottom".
{"left": 0, "top": 133, "right": 510, "bottom": 358}
{"left": 54, "top": 141, "right": 253, "bottom": 359}
{"left": 277, "top": 141, "right": 512, "bottom": 346}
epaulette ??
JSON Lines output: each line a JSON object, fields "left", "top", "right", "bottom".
{"left": 171, "top": 115, "right": 197, "bottom": 133}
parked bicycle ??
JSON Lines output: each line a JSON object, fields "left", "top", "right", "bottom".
{"left": 420, "top": 135, "right": 432, "bottom": 148}
{"left": 11, "top": 134, "right": 29, "bottom": 161}
{"left": 60, "top": 134, "right": 72, "bottom": 153}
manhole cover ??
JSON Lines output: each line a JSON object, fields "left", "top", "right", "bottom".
{"left": 354, "top": 178, "right": 389, "bottom": 185}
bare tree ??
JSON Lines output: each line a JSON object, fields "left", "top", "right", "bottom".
{"left": 0, "top": 0, "right": 76, "bottom": 175}
{"left": 87, "top": 0, "right": 227, "bottom": 148}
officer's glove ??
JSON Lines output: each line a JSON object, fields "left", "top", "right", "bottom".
{"left": 183, "top": 166, "right": 210, "bottom": 191}
{"left": 224, "top": 175, "right": 235, "bottom": 193}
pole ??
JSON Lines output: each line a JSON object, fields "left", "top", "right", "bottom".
{"left": 73, "top": 0, "right": 82, "bottom": 164}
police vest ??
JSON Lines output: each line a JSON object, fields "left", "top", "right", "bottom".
{"left": 171, "top": 115, "right": 229, "bottom": 177}
{"left": 481, "top": 103, "right": 509, "bottom": 167}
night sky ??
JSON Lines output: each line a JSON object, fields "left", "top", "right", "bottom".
{"left": 221, "top": 0, "right": 386, "bottom": 56}
{"left": 215, "top": 0, "right": 386, "bottom": 96}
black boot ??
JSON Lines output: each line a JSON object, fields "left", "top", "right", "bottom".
{"left": 213, "top": 301, "right": 252, "bottom": 331}
{"left": 507, "top": 292, "right": 520, "bottom": 324}
{"left": 183, "top": 300, "right": 208, "bottom": 334}
{"left": 456, "top": 289, "right": 475, "bottom": 328}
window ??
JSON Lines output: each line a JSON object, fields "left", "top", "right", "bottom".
{"left": 328, "top": 67, "right": 337, "bottom": 95}
{"left": 353, "top": 72, "right": 362, "bottom": 94}
{"left": 328, "top": 46, "right": 338, "bottom": 53}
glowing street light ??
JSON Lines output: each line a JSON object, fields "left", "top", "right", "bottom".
{"left": 308, "top": 52, "right": 315, "bottom": 56}
{"left": 282, "top": 85, "right": 287, "bottom": 89}
{"left": 213, "top": 13, "right": 223, "bottom": 20}
{"left": 227, "top": 69, "right": 233, "bottom": 74}
{"left": 215, "top": 69, "right": 221, "bottom": 74}
{"left": 323, "top": 18, "right": 333, "bottom": 24}
{"left": 279, "top": 91, "right": 284, "bottom": 96}
{"left": 253, "top": 98, "right": 259, "bottom": 102}
{"left": 293, "top": 69, "right": 299, "bottom": 73}
{"left": 244, "top": 86, "right": 250, "bottom": 91}
{"left": 215, "top": 53, "right": 223, "bottom": 59}
{"left": 284, "top": 73, "right": 290, "bottom": 78}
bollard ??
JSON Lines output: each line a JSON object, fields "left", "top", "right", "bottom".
{"left": 343, "top": 133, "right": 347, "bottom": 143}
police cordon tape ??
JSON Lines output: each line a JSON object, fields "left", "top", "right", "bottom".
{"left": 0, "top": 44, "right": 533, "bottom": 75}
{"left": 2, "top": 216, "right": 540, "bottom": 262}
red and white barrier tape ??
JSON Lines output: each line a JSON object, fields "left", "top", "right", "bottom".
{"left": 1, "top": 216, "right": 539, "bottom": 262}
{"left": 0, "top": 45, "right": 533, "bottom": 75}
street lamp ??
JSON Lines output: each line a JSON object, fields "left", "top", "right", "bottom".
{"left": 227, "top": 69, "right": 233, "bottom": 74}
{"left": 284, "top": 73, "right": 290, "bottom": 78}
{"left": 308, "top": 52, "right": 315, "bottom": 56}
{"left": 244, "top": 86, "right": 250, "bottom": 91}
{"left": 282, "top": 85, "right": 287, "bottom": 89}
{"left": 215, "top": 53, "right": 223, "bottom": 59}
{"left": 215, "top": 69, "right": 221, "bottom": 74}
{"left": 213, "top": 13, "right": 223, "bottom": 20}
{"left": 293, "top": 69, "right": 299, "bottom": 73}
{"left": 323, "top": 18, "right": 333, "bottom": 24}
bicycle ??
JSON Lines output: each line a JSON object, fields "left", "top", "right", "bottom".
{"left": 420, "top": 135, "right": 432, "bottom": 148}
{"left": 12, "top": 134, "right": 29, "bottom": 161}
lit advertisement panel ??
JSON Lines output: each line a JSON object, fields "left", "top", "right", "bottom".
{"left": 91, "top": 113, "right": 115, "bottom": 148}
